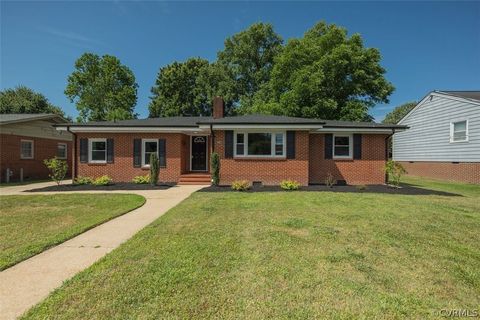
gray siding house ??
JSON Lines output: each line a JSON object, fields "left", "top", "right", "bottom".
{"left": 393, "top": 91, "right": 480, "bottom": 184}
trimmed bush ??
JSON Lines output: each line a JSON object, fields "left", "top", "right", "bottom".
{"left": 132, "top": 175, "right": 150, "bottom": 184}
{"left": 43, "top": 157, "right": 68, "bottom": 186}
{"left": 74, "top": 176, "right": 94, "bottom": 185}
{"left": 149, "top": 153, "right": 159, "bottom": 186}
{"left": 280, "top": 180, "right": 300, "bottom": 190}
{"left": 92, "top": 175, "right": 113, "bottom": 186}
{"left": 384, "top": 160, "right": 407, "bottom": 188}
{"left": 231, "top": 180, "right": 250, "bottom": 191}
{"left": 210, "top": 152, "right": 220, "bottom": 186}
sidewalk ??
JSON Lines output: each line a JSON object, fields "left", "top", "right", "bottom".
{"left": 0, "top": 183, "right": 204, "bottom": 319}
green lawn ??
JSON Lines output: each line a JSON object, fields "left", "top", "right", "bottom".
{"left": 23, "top": 178, "right": 480, "bottom": 319}
{"left": 0, "top": 194, "right": 145, "bottom": 270}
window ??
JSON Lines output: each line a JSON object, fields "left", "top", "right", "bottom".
{"left": 142, "top": 139, "right": 158, "bottom": 167}
{"left": 333, "top": 134, "right": 352, "bottom": 159}
{"left": 450, "top": 120, "right": 468, "bottom": 142}
{"left": 234, "top": 132, "right": 285, "bottom": 157}
{"left": 20, "top": 140, "right": 34, "bottom": 159}
{"left": 57, "top": 143, "right": 67, "bottom": 159}
{"left": 89, "top": 138, "right": 107, "bottom": 163}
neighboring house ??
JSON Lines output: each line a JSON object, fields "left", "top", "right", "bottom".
{"left": 55, "top": 98, "right": 406, "bottom": 186}
{"left": 0, "top": 114, "right": 73, "bottom": 182}
{"left": 393, "top": 91, "right": 480, "bottom": 184}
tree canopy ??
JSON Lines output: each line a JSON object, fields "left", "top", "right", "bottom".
{"left": 65, "top": 53, "right": 138, "bottom": 122}
{"left": 382, "top": 101, "right": 417, "bottom": 124}
{"left": 0, "top": 86, "right": 68, "bottom": 118}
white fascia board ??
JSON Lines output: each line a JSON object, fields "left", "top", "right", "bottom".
{"left": 207, "top": 124, "right": 323, "bottom": 130}
{"left": 314, "top": 128, "right": 399, "bottom": 134}
{"left": 59, "top": 126, "right": 207, "bottom": 133}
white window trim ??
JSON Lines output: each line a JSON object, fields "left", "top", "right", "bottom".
{"left": 233, "top": 131, "right": 286, "bottom": 158}
{"left": 450, "top": 120, "right": 469, "bottom": 143}
{"left": 332, "top": 134, "right": 353, "bottom": 159}
{"left": 57, "top": 143, "right": 67, "bottom": 159}
{"left": 20, "top": 139, "right": 34, "bottom": 159}
{"left": 141, "top": 139, "right": 158, "bottom": 168}
{"left": 88, "top": 138, "right": 107, "bottom": 163}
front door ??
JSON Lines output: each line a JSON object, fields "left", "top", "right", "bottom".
{"left": 191, "top": 136, "right": 207, "bottom": 171}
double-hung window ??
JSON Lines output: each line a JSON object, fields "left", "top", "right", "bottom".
{"left": 450, "top": 120, "right": 468, "bottom": 142}
{"left": 234, "top": 132, "right": 285, "bottom": 157}
{"left": 333, "top": 134, "right": 352, "bottom": 159}
{"left": 142, "top": 139, "right": 158, "bottom": 167}
{"left": 20, "top": 140, "right": 34, "bottom": 159}
{"left": 89, "top": 138, "right": 107, "bottom": 163}
{"left": 57, "top": 143, "right": 67, "bottom": 159}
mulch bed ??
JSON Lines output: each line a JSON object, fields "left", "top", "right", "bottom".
{"left": 26, "top": 183, "right": 174, "bottom": 192}
{"left": 199, "top": 183, "right": 460, "bottom": 196}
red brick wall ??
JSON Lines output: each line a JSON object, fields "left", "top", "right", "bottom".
{"left": 0, "top": 134, "right": 72, "bottom": 182}
{"left": 75, "top": 133, "right": 186, "bottom": 183}
{"left": 213, "top": 130, "right": 310, "bottom": 186}
{"left": 398, "top": 161, "right": 480, "bottom": 184}
{"left": 309, "top": 134, "right": 388, "bottom": 185}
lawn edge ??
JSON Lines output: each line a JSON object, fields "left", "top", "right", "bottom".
{"left": 0, "top": 193, "right": 146, "bottom": 271}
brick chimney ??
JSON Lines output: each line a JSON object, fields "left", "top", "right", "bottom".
{"left": 213, "top": 96, "right": 224, "bottom": 119}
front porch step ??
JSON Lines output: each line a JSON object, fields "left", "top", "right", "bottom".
{"left": 178, "top": 173, "right": 211, "bottom": 185}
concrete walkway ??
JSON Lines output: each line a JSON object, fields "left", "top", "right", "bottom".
{"left": 0, "top": 181, "right": 204, "bottom": 319}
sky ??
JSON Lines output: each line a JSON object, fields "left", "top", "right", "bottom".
{"left": 1, "top": 1, "right": 479, "bottom": 121}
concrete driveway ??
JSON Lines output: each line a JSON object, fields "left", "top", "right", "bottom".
{"left": 0, "top": 181, "right": 204, "bottom": 320}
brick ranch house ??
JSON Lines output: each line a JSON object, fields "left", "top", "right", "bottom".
{"left": 0, "top": 114, "right": 72, "bottom": 182}
{"left": 55, "top": 98, "right": 407, "bottom": 186}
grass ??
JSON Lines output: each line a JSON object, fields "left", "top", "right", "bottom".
{"left": 0, "top": 194, "right": 145, "bottom": 270}
{"left": 23, "top": 177, "right": 480, "bottom": 319}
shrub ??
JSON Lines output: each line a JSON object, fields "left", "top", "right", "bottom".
{"left": 231, "top": 180, "right": 250, "bottom": 191}
{"left": 384, "top": 160, "right": 407, "bottom": 188}
{"left": 356, "top": 184, "right": 367, "bottom": 191}
{"left": 132, "top": 175, "right": 150, "bottom": 184}
{"left": 92, "top": 175, "right": 113, "bottom": 186}
{"left": 210, "top": 152, "right": 220, "bottom": 186}
{"left": 280, "top": 180, "right": 300, "bottom": 190}
{"left": 43, "top": 157, "right": 68, "bottom": 186}
{"left": 74, "top": 176, "right": 94, "bottom": 185}
{"left": 149, "top": 153, "right": 159, "bottom": 186}
{"left": 325, "top": 172, "right": 336, "bottom": 188}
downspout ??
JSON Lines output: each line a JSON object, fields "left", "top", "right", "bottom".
{"left": 384, "top": 129, "right": 395, "bottom": 184}
{"left": 210, "top": 124, "right": 215, "bottom": 153}
{"left": 66, "top": 126, "right": 77, "bottom": 182}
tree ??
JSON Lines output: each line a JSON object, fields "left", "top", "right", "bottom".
{"left": 382, "top": 101, "right": 417, "bottom": 124}
{"left": 149, "top": 59, "right": 236, "bottom": 117}
{"left": 252, "top": 21, "right": 394, "bottom": 121}
{"left": 65, "top": 53, "right": 138, "bottom": 122}
{"left": 43, "top": 157, "right": 68, "bottom": 186}
{"left": 217, "top": 23, "right": 283, "bottom": 113}
{"left": 0, "top": 86, "right": 67, "bottom": 118}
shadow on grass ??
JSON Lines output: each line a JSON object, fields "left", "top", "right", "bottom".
{"left": 25, "top": 183, "right": 174, "bottom": 192}
{"left": 199, "top": 183, "right": 461, "bottom": 197}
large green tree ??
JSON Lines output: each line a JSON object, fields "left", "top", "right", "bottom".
{"left": 149, "top": 58, "right": 236, "bottom": 117}
{"left": 65, "top": 53, "right": 138, "bottom": 122}
{"left": 382, "top": 101, "right": 417, "bottom": 124}
{"left": 0, "top": 86, "right": 67, "bottom": 118}
{"left": 251, "top": 22, "right": 394, "bottom": 121}
{"left": 217, "top": 23, "right": 283, "bottom": 112}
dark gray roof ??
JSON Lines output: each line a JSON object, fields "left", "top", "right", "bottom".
{"left": 437, "top": 91, "right": 480, "bottom": 102}
{"left": 59, "top": 114, "right": 406, "bottom": 129}
{"left": 61, "top": 116, "right": 213, "bottom": 127}
{"left": 0, "top": 113, "right": 67, "bottom": 125}
{"left": 197, "top": 114, "right": 325, "bottom": 125}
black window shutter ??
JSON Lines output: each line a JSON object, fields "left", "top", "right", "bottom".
{"left": 353, "top": 134, "right": 362, "bottom": 160}
{"left": 324, "top": 134, "right": 333, "bottom": 159}
{"left": 133, "top": 139, "right": 141, "bottom": 167}
{"left": 80, "top": 138, "right": 88, "bottom": 163}
{"left": 158, "top": 139, "right": 166, "bottom": 167}
{"left": 286, "top": 131, "right": 295, "bottom": 159}
{"left": 107, "top": 138, "right": 114, "bottom": 163}
{"left": 225, "top": 130, "right": 233, "bottom": 158}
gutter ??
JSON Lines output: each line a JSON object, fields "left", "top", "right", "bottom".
{"left": 66, "top": 126, "right": 77, "bottom": 182}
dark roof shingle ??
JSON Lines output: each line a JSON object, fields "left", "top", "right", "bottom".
{"left": 437, "top": 91, "right": 480, "bottom": 102}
